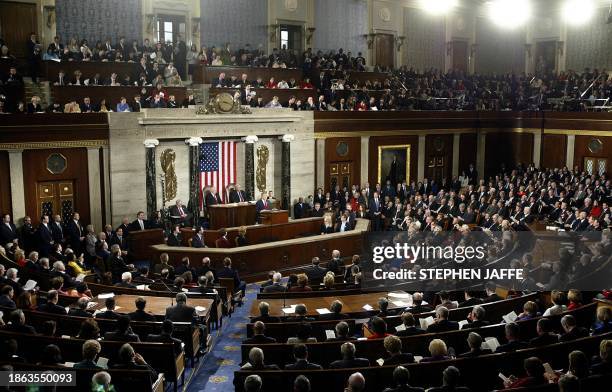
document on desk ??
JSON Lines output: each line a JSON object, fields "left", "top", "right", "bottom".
{"left": 98, "top": 293, "right": 115, "bottom": 299}
{"left": 362, "top": 304, "right": 374, "bottom": 311}
{"left": 282, "top": 304, "right": 297, "bottom": 314}
{"left": 419, "top": 316, "right": 434, "bottom": 330}
{"left": 316, "top": 308, "right": 331, "bottom": 315}
{"left": 325, "top": 330, "right": 336, "bottom": 340}
{"left": 195, "top": 306, "right": 207, "bottom": 315}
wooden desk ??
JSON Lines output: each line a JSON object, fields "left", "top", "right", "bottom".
{"left": 248, "top": 291, "right": 398, "bottom": 318}
{"left": 128, "top": 228, "right": 165, "bottom": 261}
{"left": 50, "top": 85, "right": 187, "bottom": 108}
{"left": 260, "top": 209, "right": 289, "bottom": 225}
{"left": 201, "top": 217, "right": 322, "bottom": 248}
{"left": 208, "top": 203, "right": 256, "bottom": 230}
{"left": 91, "top": 294, "right": 213, "bottom": 320}
{"left": 193, "top": 65, "right": 303, "bottom": 84}
{"left": 151, "top": 219, "right": 370, "bottom": 282}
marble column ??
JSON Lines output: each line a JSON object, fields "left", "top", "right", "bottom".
{"left": 452, "top": 133, "right": 461, "bottom": 177}
{"left": 243, "top": 135, "right": 258, "bottom": 200}
{"left": 281, "top": 134, "right": 295, "bottom": 212}
{"left": 87, "top": 147, "right": 103, "bottom": 232}
{"left": 477, "top": 131, "right": 486, "bottom": 179}
{"left": 8, "top": 150, "right": 25, "bottom": 225}
{"left": 102, "top": 146, "right": 111, "bottom": 225}
{"left": 360, "top": 136, "right": 369, "bottom": 186}
{"left": 417, "top": 135, "right": 426, "bottom": 181}
{"left": 566, "top": 135, "right": 575, "bottom": 169}
{"left": 143, "top": 139, "right": 159, "bottom": 219}
{"left": 533, "top": 131, "right": 542, "bottom": 168}
{"left": 186, "top": 137, "right": 203, "bottom": 227}
{"left": 315, "top": 138, "right": 325, "bottom": 189}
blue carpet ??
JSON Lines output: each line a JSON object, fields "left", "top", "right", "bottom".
{"left": 185, "top": 284, "right": 258, "bottom": 391}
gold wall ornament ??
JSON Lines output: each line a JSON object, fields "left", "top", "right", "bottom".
{"left": 196, "top": 93, "right": 252, "bottom": 115}
{"left": 256, "top": 145, "right": 269, "bottom": 194}
{"left": 160, "top": 149, "right": 177, "bottom": 202}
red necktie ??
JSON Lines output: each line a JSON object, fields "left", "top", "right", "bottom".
{"left": 179, "top": 206, "right": 184, "bottom": 215}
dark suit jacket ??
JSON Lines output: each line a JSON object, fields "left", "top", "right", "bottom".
{"left": 167, "top": 233, "right": 182, "bottom": 247}
{"left": 217, "top": 267, "right": 241, "bottom": 289}
{"left": 104, "top": 330, "right": 140, "bottom": 342}
{"left": 457, "top": 348, "right": 492, "bottom": 358}
{"left": 495, "top": 340, "right": 528, "bottom": 353}
{"left": 382, "top": 385, "right": 424, "bottom": 392}
{"left": 482, "top": 293, "right": 503, "bottom": 303}
{"left": 165, "top": 304, "right": 196, "bottom": 323}
{"left": 243, "top": 334, "right": 277, "bottom": 344}
{"left": 6, "top": 324, "right": 36, "bottom": 334}
{"left": 427, "top": 320, "right": 459, "bottom": 333}
{"left": 396, "top": 326, "right": 426, "bottom": 337}
{"left": 37, "top": 224, "right": 53, "bottom": 251}
{"left": 293, "top": 203, "right": 307, "bottom": 219}
{"left": 458, "top": 297, "right": 483, "bottom": 308}
{"left": 529, "top": 333, "right": 559, "bottom": 347}
{"left": 229, "top": 190, "right": 248, "bottom": 203}
{"left": 37, "top": 302, "right": 67, "bottom": 315}
{"left": 329, "top": 358, "right": 370, "bottom": 369}
{"left": 205, "top": 192, "right": 222, "bottom": 206}
{"left": 461, "top": 320, "right": 490, "bottom": 330}
{"left": 130, "top": 219, "right": 150, "bottom": 231}
{"left": 284, "top": 359, "right": 323, "bottom": 370}
{"left": 383, "top": 353, "right": 415, "bottom": 365}
{"left": 147, "top": 333, "right": 183, "bottom": 354}
{"left": 304, "top": 265, "right": 327, "bottom": 282}
{"left": 262, "top": 283, "right": 286, "bottom": 293}
{"left": 215, "top": 236, "right": 232, "bottom": 248}
{"left": 0, "top": 222, "right": 18, "bottom": 244}
{"left": 0, "top": 295, "right": 16, "bottom": 309}
{"left": 128, "top": 309, "right": 156, "bottom": 322}
{"left": 95, "top": 310, "right": 121, "bottom": 320}
{"left": 66, "top": 220, "right": 84, "bottom": 247}
{"left": 191, "top": 234, "right": 205, "bottom": 248}
{"left": 68, "top": 308, "right": 93, "bottom": 318}
{"left": 559, "top": 327, "right": 589, "bottom": 342}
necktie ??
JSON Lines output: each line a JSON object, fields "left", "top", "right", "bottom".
{"left": 239, "top": 192, "right": 243, "bottom": 202}
{"left": 178, "top": 206, "right": 184, "bottom": 215}
{"left": 140, "top": 220, "right": 144, "bottom": 230}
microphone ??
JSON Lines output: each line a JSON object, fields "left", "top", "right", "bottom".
{"left": 160, "top": 279, "right": 174, "bottom": 306}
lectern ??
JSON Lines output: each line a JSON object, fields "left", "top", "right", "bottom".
{"left": 208, "top": 203, "right": 257, "bottom": 230}
{"left": 259, "top": 210, "right": 289, "bottom": 225}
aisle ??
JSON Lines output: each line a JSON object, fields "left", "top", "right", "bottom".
{"left": 186, "top": 284, "right": 258, "bottom": 391}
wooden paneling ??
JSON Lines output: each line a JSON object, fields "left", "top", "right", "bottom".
{"left": 375, "top": 34, "right": 395, "bottom": 69}
{"left": 22, "top": 148, "right": 90, "bottom": 225}
{"left": 541, "top": 134, "right": 567, "bottom": 169}
{"left": 452, "top": 40, "right": 468, "bottom": 73}
{"left": 458, "top": 133, "right": 477, "bottom": 174}
{"left": 368, "top": 135, "right": 419, "bottom": 185}
{"left": 0, "top": 151, "right": 11, "bottom": 216}
{"left": 425, "top": 134, "right": 453, "bottom": 182}
{"left": 484, "top": 133, "right": 534, "bottom": 178}
{"left": 574, "top": 135, "right": 612, "bottom": 171}
{"left": 324, "top": 137, "right": 361, "bottom": 191}
{"left": 0, "top": 2, "right": 37, "bottom": 59}
{"left": 0, "top": 113, "right": 108, "bottom": 143}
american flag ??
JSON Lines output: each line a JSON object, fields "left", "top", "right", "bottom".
{"left": 199, "top": 141, "right": 236, "bottom": 204}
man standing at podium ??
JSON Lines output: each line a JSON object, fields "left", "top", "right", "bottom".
{"left": 169, "top": 199, "right": 192, "bottom": 226}
{"left": 229, "top": 184, "right": 249, "bottom": 203}
{"left": 255, "top": 192, "right": 270, "bottom": 214}
{"left": 130, "top": 211, "right": 150, "bottom": 231}
{"left": 205, "top": 187, "right": 223, "bottom": 206}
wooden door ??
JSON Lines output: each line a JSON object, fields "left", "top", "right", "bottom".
{"left": 0, "top": 1, "right": 37, "bottom": 59}
{"left": 36, "top": 180, "right": 75, "bottom": 222}
{"left": 452, "top": 41, "right": 468, "bottom": 72}
{"left": 584, "top": 157, "right": 608, "bottom": 176}
{"left": 375, "top": 34, "right": 394, "bottom": 69}
{"left": 535, "top": 41, "right": 557, "bottom": 76}
{"left": 329, "top": 162, "right": 353, "bottom": 192}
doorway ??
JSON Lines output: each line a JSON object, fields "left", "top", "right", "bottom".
{"left": 375, "top": 34, "right": 394, "bottom": 69}
{"left": 452, "top": 40, "right": 468, "bottom": 73}
{"left": 535, "top": 41, "right": 557, "bottom": 76}
{"left": 0, "top": 1, "right": 37, "bottom": 59}
{"left": 36, "top": 180, "right": 75, "bottom": 223}
{"left": 279, "top": 24, "right": 302, "bottom": 53}
{"left": 156, "top": 14, "right": 186, "bottom": 44}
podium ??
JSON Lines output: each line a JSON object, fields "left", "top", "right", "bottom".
{"left": 208, "top": 203, "right": 257, "bottom": 230}
{"left": 128, "top": 229, "right": 165, "bottom": 260}
{"left": 259, "top": 210, "right": 289, "bottom": 225}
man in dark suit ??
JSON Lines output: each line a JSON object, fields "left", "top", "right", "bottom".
{"left": 369, "top": 192, "right": 383, "bottom": 231}
{"left": 395, "top": 312, "right": 426, "bottom": 337}
{"left": 111, "top": 343, "right": 158, "bottom": 381}
{"left": 427, "top": 366, "right": 471, "bottom": 392}
{"left": 326, "top": 250, "right": 343, "bottom": 276}
{"left": 130, "top": 211, "right": 150, "bottom": 232}
{"left": 243, "top": 321, "right": 277, "bottom": 344}
{"left": 382, "top": 335, "right": 414, "bottom": 365}
{"left": 458, "top": 332, "right": 492, "bottom": 358}
{"left": 215, "top": 230, "right": 232, "bottom": 248}
{"left": 0, "top": 286, "right": 16, "bottom": 309}
{"left": 167, "top": 225, "right": 182, "bottom": 247}
{"left": 110, "top": 227, "right": 128, "bottom": 251}
{"left": 104, "top": 315, "right": 140, "bottom": 342}
{"left": 168, "top": 199, "right": 192, "bottom": 226}
{"left": 114, "top": 271, "right": 137, "bottom": 289}
{"left": 495, "top": 322, "right": 528, "bottom": 353}
{"left": 65, "top": 212, "right": 84, "bottom": 253}
{"left": 559, "top": 314, "right": 589, "bottom": 342}
{"left": 252, "top": 302, "right": 280, "bottom": 323}
{"left": 229, "top": 185, "right": 249, "bottom": 203}
{"left": 303, "top": 257, "right": 327, "bottom": 282}
{"left": 68, "top": 297, "right": 93, "bottom": 318}
{"left": 191, "top": 227, "right": 205, "bottom": 248}
{"left": 383, "top": 366, "right": 424, "bottom": 392}
{"left": 319, "top": 300, "right": 349, "bottom": 321}
{"left": 50, "top": 215, "right": 65, "bottom": 245}
{"left": 165, "top": 293, "right": 197, "bottom": 323}
{"left": 293, "top": 197, "right": 307, "bottom": 219}
{"left": 205, "top": 188, "right": 223, "bottom": 206}
{"left": 217, "top": 257, "right": 246, "bottom": 293}
{"left": 5, "top": 310, "right": 37, "bottom": 334}
{"left": 262, "top": 272, "right": 286, "bottom": 293}
{"left": 37, "top": 215, "right": 54, "bottom": 257}
{"left": 95, "top": 297, "right": 122, "bottom": 320}
{"left": 482, "top": 281, "right": 503, "bottom": 303}
{"left": 458, "top": 291, "right": 483, "bottom": 308}
{"left": 329, "top": 342, "right": 370, "bottom": 369}
{"left": 128, "top": 297, "right": 156, "bottom": 322}
{"left": 147, "top": 320, "right": 183, "bottom": 354}
{"left": 461, "top": 305, "right": 490, "bottom": 330}
{"left": 427, "top": 307, "right": 459, "bottom": 333}
{"left": 0, "top": 214, "right": 18, "bottom": 246}
{"left": 530, "top": 318, "right": 559, "bottom": 347}
{"left": 284, "top": 344, "right": 323, "bottom": 370}
{"left": 37, "top": 290, "right": 67, "bottom": 315}
{"left": 407, "top": 292, "right": 433, "bottom": 314}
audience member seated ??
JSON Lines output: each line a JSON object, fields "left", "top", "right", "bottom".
{"left": 241, "top": 347, "right": 280, "bottom": 370}
{"left": 496, "top": 322, "right": 528, "bottom": 352}
{"left": 382, "top": 366, "right": 424, "bottom": 392}
{"left": 591, "top": 307, "right": 612, "bottom": 335}
{"left": 320, "top": 300, "right": 348, "bottom": 321}
{"left": 427, "top": 306, "right": 459, "bottom": 333}
{"left": 559, "top": 314, "right": 589, "bottom": 342}
{"left": 517, "top": 300, "right": 540, "bottom": 321}
{"left": 147, "top": 319, "right": 183, "bottom": 355}
{"left": 329, "top": 342, "right": 370, "bottom": 369}
{"left": 503, "top": 356, "right": 548, "bottom": 389}
{"left": 590, "top": 339, "right": 612, "bottom": 375}
{"left": 37, "top": 290, "right": 67, "bottom": 315}
{"left": 383, "top": 335, "right": 414, "bottom": 365}
{"left": 74, "top": 339, "right": 104, "bottom": 370}
{"left": 328, "top": 321, "right": 355, "bottom": 342}
{"left": 111, "top": 343, "right": 158, "bottom": 381}
{"left": 461, "top": 305, "right": 489, "bottom": 329}
{"left": 5, "top": 309, "right": 36, "bottom": 334}
{"left": 78, "top": 318, "right": 101, "bottom": 340}
{"left": 262, "top": 272, "right": 286, "bottom": 293}
{"left": 543, "top": 290, "right": 568, "bottom": 316}
{"left": 217, "top": 257, "right": 246, "bottom": 293}
{"left": 530, "top": 318, "right": 559, "bottom": 347}
{"left": 165, "top": 292, "right": 196, "bottom": 323}
{"left": 287, "top": 322, "right": 317, "bottom": 344}
{"left": 104, "top": 315, "right": 140, "bottom": 342}
{"left": 0, "top": 285, "right": 16, "bottom": 309}
{"left": 396, "top": 312, "right": 426, "bottom": 337}
{"left": 288, "top": 273, "right": 312, "bottom": 292}
{"left": 427, "top": 366, "right": 471, "bottom": 392}
{"left": 458, "top": 332, "right": 492, "bottom": 358}
{"left": 252, "top": 301, "right": 280, "bottom": 323}
{"left": 367, "top": 316, "right": 390, "bottom": 340}
{"left": 243, "top": 321, "right": 276, "bottom": 344}
{"left": 96, "top": 297, "right": 121, "bottom": 320}
{"left": 68, "top": 297, "right": 93, "bottom": 318}
{"left": 421, "top": 339, "right": 450, "bottom": 363}
{"left": 243, "top": 374, "right": 262, "bottom": 392}
{"left": 304, "top": 257, "right": 327, "bottom": 282}
{"left": 128, "top": 296, "right": 156, "bottom": 322}
{"left": 284, "top": 344, "right": 322, "bottom": 370}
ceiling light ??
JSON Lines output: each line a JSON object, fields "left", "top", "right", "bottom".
{"left": 488, "top": 0, "right": 531, "bottom": 28}
{"left": 420, "top": 0, "right": 458, "bottom": 15}
{"left": 563, "top": 0, "right": 595, "bottom": 26}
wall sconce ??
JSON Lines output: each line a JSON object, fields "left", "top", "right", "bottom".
{"left": 145, "top": 14, "right": 155, "bottom": 35}
{"left": 268, "top": 24, "right": 280, "bottom": 42}
{"left": 306, "top": 27, "right": 316, "bottom": 45}
{"left": 524, "top": 43, "right": 532, "bottom": 58}
{"left": 191, "top": 17, "right": 201, "bottom": 37}
{"left": 43, "top": 5, "right": 55, "bottom": 29}
{"left": 470, "top": 44, "right": 478, "bottom": 57}
{"left": 362, "top": 33, "right": 376, "bottom": 49}
{"left": 395, "top": 36, "right": 405, "bottom": 52}
{"left": 446, "top": 41, "right": 452, "bottom": 56}
{"left": 556, "top": 41, "right": 564, "bottom": 56}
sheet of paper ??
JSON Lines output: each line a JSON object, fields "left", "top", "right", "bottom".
{"left": 498, "top": 373, "right": 510, "bottom": 383}
{"left": 391, "top": 300, "right": 409, "bottom": 307}
{"left": 63, "top": 362, "right": 75, "bottom": 368}
{"left": 458, "top": 320, "right": 469, "bottom": 329}
{"left": 419, "top": 316, "right": 434, "bottom": 330}
{"left": 61, "top": 335, "right": 71, "bottom": 339}
{"left": 86, "top": 301, "right": 98, "bottom": 309}
{"left": 98, "top": 293, "right": 115, "bottom": 299}
{"left": 97, "top": 357, "right": 109, "bottom": 368}
{"left": 357, "top": 337, "right": 367, "bottom": 341}
{"left": 502, "top": 311, "right": 518, "bottom": 323}
{"left": 325, "top": 330, "right": 336, "bottom": 340}
{"left": 387, "top": 291, "right": 411, "bottom": 299}
{"left": 414, "top": 356, "right": 423, "bottom": 363}
{"left": 75, "top": 274, "right": 85, "bottom": 282}
{"left": 485, "top": 337, "right": 500, "bottom": 351}
{"left": 282, "top": 307, "right": 296, "bottom": 314}
{"left": 395, "top": 324, "right": 406, "bottom": 332}
{"left": 376, "top": 358, "right": 384, "bottom": 366}
{"left": 136, "top": 284, "right": 147, "bottom": 290}
{"left": 23, "top": 280, "right": 37, "bottom": 291}
{"left": 316, "top": 308, "right": 331, "bottom": 315}
{"left": 543, "top": 362, "right": 554, "bottom": 375}
{"left": 195, "top": 306, "right": 207, "bottom": 314}
{"left": 362, "top": 304, "right": 374, "bottom": 311}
